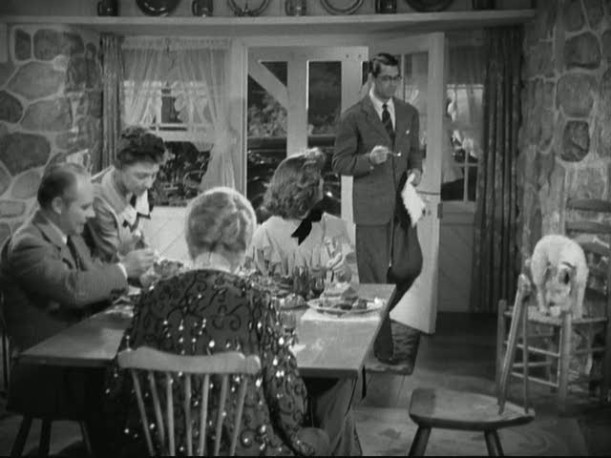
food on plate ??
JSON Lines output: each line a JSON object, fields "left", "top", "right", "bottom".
{"left": 278, "top": 293, "right": 307, "bottom": 310}
{"left": 320, "top": 283, "right": 365, "bottom": 311}
{"left": 140, "top": 258, "right": 186, "bottom": 289}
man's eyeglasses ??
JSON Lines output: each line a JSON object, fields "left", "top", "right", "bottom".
{"left": 377, "top": 75, "right": 402, "bottom": 83}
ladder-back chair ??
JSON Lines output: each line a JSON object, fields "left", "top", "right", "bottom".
{"left": 497, "top": 198, "right": 611, "bottom": 412}
{"left": 117, "top": 348, "right": 261, "bottom": 456}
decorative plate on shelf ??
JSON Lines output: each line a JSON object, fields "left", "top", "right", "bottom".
{"left": 320, "top": 0, "right": 364, "bottom": 15}
{"left": 404, "top": 0, "right": 454, "bottom": 12}
{"left": 228, "top": 0, "right": 272, "bottom": 17}
{"left": 136, "top": 0, "right": 181, "bottom": 16}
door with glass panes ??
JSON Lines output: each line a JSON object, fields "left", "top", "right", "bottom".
{"left": 246, "top": 47, "right": 367, "bottom": 234}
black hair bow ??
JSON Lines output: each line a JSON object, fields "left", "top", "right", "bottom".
{"left": 291, "top": 208, "right": 324, "bottom": 245}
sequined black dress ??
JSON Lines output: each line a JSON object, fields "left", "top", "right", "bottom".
{"left": 105, "top": 269, "right": 327, "bottom": 456}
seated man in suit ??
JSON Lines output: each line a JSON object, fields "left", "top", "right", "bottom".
{"left": 0, "top": 162, "right": 155, "bottom": 454}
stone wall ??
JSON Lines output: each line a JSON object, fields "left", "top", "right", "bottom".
{"left": 0, "top": 25, "right": 102, "bottom": 248}
{"left": 519, "top": 0, "right": 611, "bottom": 259}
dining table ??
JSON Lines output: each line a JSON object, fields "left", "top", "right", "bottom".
{"left": 19, "top": 283, "right": 396, "bottom": 379}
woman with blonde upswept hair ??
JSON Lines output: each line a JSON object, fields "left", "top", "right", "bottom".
{"left": 105, "top": 187, "right": 330, "bottom": 456}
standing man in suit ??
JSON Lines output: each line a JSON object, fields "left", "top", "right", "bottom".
{"left": 0, "top": 162, "right": 154, "bottom": 455}
{"left": 333, "top": 53, "right": 423, "bottom": 371}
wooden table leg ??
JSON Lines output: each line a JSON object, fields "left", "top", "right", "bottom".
{"left": 10, "top": 416, "right": 32, "bottom": 457}
{"left": 39, "top": 419, "right": 52, "bottom": 457}
{"left": 408, "top": 425, "right": 431, "bottom": 456}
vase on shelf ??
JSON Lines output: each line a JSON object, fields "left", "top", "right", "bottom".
{"left": 375, "top": 0, "right": 397, "bottom": 14}
{"left": 192, "top": 0, "right": 214, "bottom": 16}
{"left": 97, "top": 0, "right": 119, "bottom": 16}
{"left": 285, "top": 0, "right": 307, "bottom": 16}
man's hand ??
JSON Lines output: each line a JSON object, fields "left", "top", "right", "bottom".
{"left": 121, "top": 248, "right": 157, "bottom": 279}
{"left": 408, "top": 169, "right": 422, "bottom": 187}
{"left": 369, "top": 145, "right": 391, "bottom": 165}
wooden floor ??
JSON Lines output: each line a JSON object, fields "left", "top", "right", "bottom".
{"left": 1, "top": 313, "right": 609, "bottom": 456}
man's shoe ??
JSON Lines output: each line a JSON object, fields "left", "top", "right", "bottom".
{"left": 375, "top": 353, "right": 401, "bottom": 365}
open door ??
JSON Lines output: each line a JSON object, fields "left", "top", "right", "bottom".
{"left": 370, "top": 33, "right": 446, "bottom": 334}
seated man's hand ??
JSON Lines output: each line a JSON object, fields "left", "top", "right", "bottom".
{"left": 122, "top": 248, "right": 157, "bottom": 279}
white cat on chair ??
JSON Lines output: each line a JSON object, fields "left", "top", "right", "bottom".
{"left": 529, "top": 234, "right": 589, "bottom": 319}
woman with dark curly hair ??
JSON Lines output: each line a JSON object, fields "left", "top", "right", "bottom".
{"left": 248, "top": 149, "right": 362, "bottom": 456}
{"left": 87, "top": 126, "right": 165, "bottom": 265}
{"left": 249, "top": 148, "right": 352, "bottom": 281}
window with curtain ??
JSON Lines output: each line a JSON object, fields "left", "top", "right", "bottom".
{"left": 441, "top": 35, "right": 485, "bottom": 204}
{"left": 121, "top": 37, "right": 234, "bottom": 206}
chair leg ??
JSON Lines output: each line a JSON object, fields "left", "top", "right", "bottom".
{"left": 2, "top": 333, "right": 9, "bottom": 391}
{"left": 10, "top": 416, "right": 32, "bottom": 457}
{"left": 496, "top": 299, "right": 507, "bottom": 394}
{"left": 558, "top": 313, "right": 572, "bottom": 414}
{"left": 79, "top": 421, "right": 94, "bottom": 457}
{"left": 38, "top": 419, "right": 52, "bottom": 457}
{"left": 484, "top": 430, "right": 504, "bottom": 456}
{"left": 408, "top": 425, "right": 431, "bottom": 456}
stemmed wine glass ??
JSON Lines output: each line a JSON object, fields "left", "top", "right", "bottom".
{"left": 324, "top": 236, "right": 342, "bottom": 283}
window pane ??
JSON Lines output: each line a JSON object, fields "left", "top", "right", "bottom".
{"left": 308, "top": 61, "right": 341, "bottom": 217}
{"left": 441, "top": 41, "right": 484, "bottom": 202}
{"left": 247, "top": 61, "right": 288, "bottom": 220}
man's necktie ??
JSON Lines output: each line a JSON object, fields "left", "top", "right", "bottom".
{"left": 67, "top": 236, "right": 84, "bottom": 270}
{"left": 382, "top": 103, "right": 395, "bottom": 144}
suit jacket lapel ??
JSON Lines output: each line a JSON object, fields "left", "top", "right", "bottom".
{"left": 393, "top": 99, "right": 411, "bottom": 150}
{"left": 32, "top": 211, "right": 76, "bottom": 269}
{"left": 361, "top": 97, "right": 392, "bottom": 143}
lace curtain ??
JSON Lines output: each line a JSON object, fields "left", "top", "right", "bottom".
{"left": 122, "top": 37, "right": 235, "bottom": 189}
{"left": 99, "top": 34, "right": 123, "bottom": 172}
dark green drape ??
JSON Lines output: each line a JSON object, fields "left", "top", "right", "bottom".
{"left": 470, "top": 26, "right": 523, "bottom": 313}
{"left": 99, "top": 34, "right": 123, "bottom": 173}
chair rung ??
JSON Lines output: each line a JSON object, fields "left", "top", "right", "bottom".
{"left": 573, "top": 346, "right": 606, "bottom": 355}
{"left": 566, "top": 198, "right": 611, "bottom": 213}
{"left": 511, "top": 371, "right": 558, "bottom": 388}
{"left": 513, "top": 361, "right": 553, "bottom": 369}
{"left": 566, "top": 220, "right": 611, "bottom": 235}
{"left": 511, "top": 343, "right": 559, "bottom": 358}
{"left": 503, "top": 310, "right": 608, "bottom": 326}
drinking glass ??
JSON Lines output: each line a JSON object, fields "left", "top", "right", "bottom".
{"left": 279, "top": 311, "right": 298, "bottom": 346}
{"left": 310, "top": 268, "right": 326, "bottom": 298}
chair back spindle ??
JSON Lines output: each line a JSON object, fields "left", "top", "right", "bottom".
{"left": 118, "top": 348, "right": 261, "bottom": 456}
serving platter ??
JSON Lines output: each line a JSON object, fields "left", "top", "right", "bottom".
{"left": 307, "top": 297, "right": 384, "bottom": 316}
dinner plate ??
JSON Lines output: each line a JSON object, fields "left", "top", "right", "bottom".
{"left": 136, "top": 0, "right": 181, "bottom": 16}
{"left": 307, "top": 298, "right": 384, "bottom": 316}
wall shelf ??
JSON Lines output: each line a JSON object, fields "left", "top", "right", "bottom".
{"left": 3, "top": 10, "right": 535, "bottom": 37}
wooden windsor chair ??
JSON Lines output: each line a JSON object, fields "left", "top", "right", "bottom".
{"left": 117, "top": 347, "right": 261, "bottom": 456}
{"left": 408, "top": 275, "right": 534, "bottom": 456}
